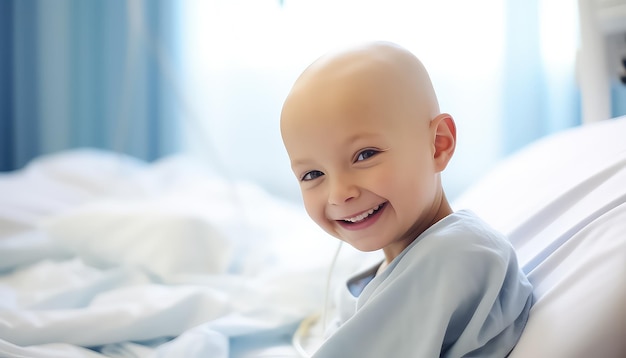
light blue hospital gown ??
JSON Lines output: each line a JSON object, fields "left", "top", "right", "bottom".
{"left": 313, "top": 210, "right": 533, "bottom": 358}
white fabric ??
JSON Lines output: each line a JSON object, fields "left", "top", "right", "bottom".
{"left": 0, "top": 150, "right": 344, "bottom": 358}
{"left": 42, "top": 198, "right": 234, "bottom": 278}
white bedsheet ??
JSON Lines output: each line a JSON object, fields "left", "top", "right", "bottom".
{"left": 0, "top": 150, "right": 353, "bottom": 358}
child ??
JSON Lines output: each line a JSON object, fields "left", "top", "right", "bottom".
{"left": 280, "top": 41, "right": 533, "bottom": 357}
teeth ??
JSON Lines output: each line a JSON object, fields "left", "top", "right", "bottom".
{"left": 345, "top": 204, "right": 381, "bottom": 223}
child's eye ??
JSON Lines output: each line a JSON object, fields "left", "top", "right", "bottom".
{"left": 355, "top": 149, "right": 379, "bottom": 162}
{"left": 301, "top": 170, "right": 324, "bottom": 181}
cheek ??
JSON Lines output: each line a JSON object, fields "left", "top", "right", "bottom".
{"left": 381, "top": 159, "right": 434, "bottom": 204}
{"left": 370, "top": 172, "right": 395, "bottom": 198}
{"left": 367, "top": 161, "right": 409, "bottom": 197}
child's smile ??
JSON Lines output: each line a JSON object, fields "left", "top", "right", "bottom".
{"left": 336, "top": 202, "right": 387, "bottom": 230}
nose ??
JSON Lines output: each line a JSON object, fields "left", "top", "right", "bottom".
{"left": 327, "top": 172, "right": 359, "bottom": 205}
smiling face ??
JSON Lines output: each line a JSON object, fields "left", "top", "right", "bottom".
{"left": 281, "top": 42, "right": 455, "bottom": 261}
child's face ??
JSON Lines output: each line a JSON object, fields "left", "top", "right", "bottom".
{"left": 281, "top": 53, "right": 446, "bottom": 257}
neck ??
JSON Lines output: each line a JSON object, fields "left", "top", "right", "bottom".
{"left": 382, "top": 188, "right": 453, "bottom": 265}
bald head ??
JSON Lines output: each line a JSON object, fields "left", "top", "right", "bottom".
{"left": 279, "top": 42, "right": 457, "bottom": 249}
{"left": 281, "top": 41, "right": 441, "bottom": 135}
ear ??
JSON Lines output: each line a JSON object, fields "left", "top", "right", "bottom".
{"left": 430, "top": 113, "right": 456, "bottom": 172}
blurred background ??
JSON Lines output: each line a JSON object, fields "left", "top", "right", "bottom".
{"left": 1, "top": 0, "right": 625, "bottom": 203}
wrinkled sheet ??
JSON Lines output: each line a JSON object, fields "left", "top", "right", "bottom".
{"left": 0, "top": 150, "right": 361, "bottom": 358}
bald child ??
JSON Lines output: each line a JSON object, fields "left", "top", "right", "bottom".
{"left": 281, "top": 42, "right": 533, "bottom": 357}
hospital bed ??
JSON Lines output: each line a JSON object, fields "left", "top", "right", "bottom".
{"left": 0, "top": 115, "right": 624, "bottom": 357}
{"left": 2, "top": 0, "right": 626, "bottom": 354}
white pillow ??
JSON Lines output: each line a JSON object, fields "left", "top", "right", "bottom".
{"left": 454, "top": 117, "right": 626, "bottom": 357}
{"left": 508, "top": 203, "right": 626, "bottom": 357}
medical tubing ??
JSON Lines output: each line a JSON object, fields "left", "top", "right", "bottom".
{"left": 292, "top": 240, "right": 343, "bottom": 357}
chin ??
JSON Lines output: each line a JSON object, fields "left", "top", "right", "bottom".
{"left": 344, "top": 239, "right": 385, "bottom": 253}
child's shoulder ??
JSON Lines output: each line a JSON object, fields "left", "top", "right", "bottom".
{"left": 425, "top": 209, "right": 510, "bottom": 248}
{"left": 398, "top": 210, "right": 515, "bottom": 269}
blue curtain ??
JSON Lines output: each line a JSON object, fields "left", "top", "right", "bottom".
{"left": 0, "top": 0, "right": 180, "bottom": 172}
{"left": 1, "top": 0, "right": 588, "bottom": 201}
{"left": 501, "top": 0, "right": 580, "bottom": 155}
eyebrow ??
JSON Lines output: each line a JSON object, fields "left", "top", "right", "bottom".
{"left": 345, "top": 132, "right": 383, "bottom": 145}
{"left": 290, "top": 132, "right": 384, "bottom": 168}
{"left": 290, "top": 159, "right": 312, "bottom": 168}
